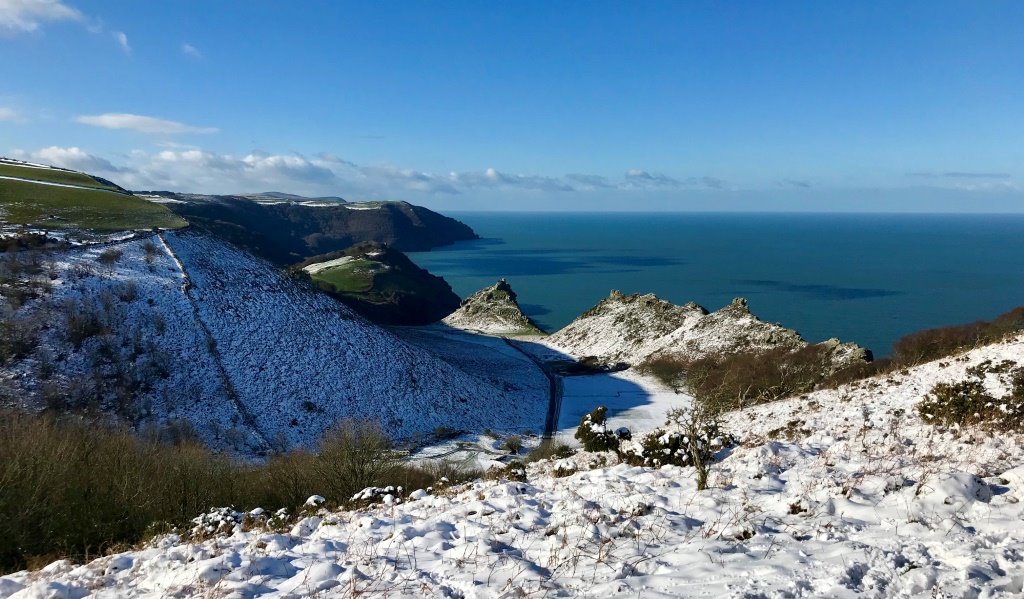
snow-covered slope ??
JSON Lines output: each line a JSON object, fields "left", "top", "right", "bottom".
{"left": 5, "top": 336, "right": 1023, "bottom": 597}
{"left": 442, "top": 279, "right": 544, "bottom": 336}
{"left": 0, "top": 232, "right": 548, "bottom": 453}
{"left": 548, "top": 291, "right": 867, "bottom": 367}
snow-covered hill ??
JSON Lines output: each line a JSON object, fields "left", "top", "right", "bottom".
{"left": 0, "top": 231, "right": 548, "bottom": 453}
{"left": 5, "top": 336, "right": 1022, "bottom": 598}
{"left": 442, "top": 279, "right": 544, "bottom": 336}
{"left": 547, "top": 291, "right": 868, "bottom": 368}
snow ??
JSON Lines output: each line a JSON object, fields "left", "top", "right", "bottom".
{"left": 0, "top": 175, "right": 124, "bottom": 194}
{"left": 0, "top": 231, "right": 549, "bottom": 454}
{"left": 547, "top": 292, "right": 864, "bottom": 368}
{"left": 300, "top": 255, "right": 353, "bottom": 274}
{"left": 7, "top": 335, "right": 1024, "bottom": 597}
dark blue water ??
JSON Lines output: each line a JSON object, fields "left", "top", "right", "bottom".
{"left": 409, "top": 213, "right": 1024, "bottom": 356}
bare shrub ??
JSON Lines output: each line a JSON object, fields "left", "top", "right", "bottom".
{"left": 641, "top": 344, "right": 847, "bottom": 413}
{"left": 0, "top": 412, "right": 469, "bottom": 574}
{"left": 63, "top": 300, "right": 107, "bottom": 348}
{"left": 314, "top": 419, "right": 404, "bottom": 503}
{"left": 892, "top": 306, "right": 1024, "bottom": 367}
{"left": 525, "top": 440, "right": 575, "bottom": 463}
{"left": 503, "top": 434, "right": 523, "bottom": 455}
{"left": 0, "top": 315, "right": 40, "bottom": 364}
{"left": 96, "top": 248, "right": 123, "bottom": 267}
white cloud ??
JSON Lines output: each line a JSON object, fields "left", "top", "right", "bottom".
{"left": 11, "top": 146, "right": 121, "bottom": 172}
{"left": 181, "top": 42, "right": 201, "bottom": 58}
{"left": 0, "top": 0, "right": 82, "bottom": 35}
{"left": 6, "top": 144, "right": 740, "bottom": 199}
{"left": 624, "top": 169, "right": 681, "bottom": 188}
{"left": 76, "top": 113, "right": 218, "bottom": 134}
{"left": 0, "top": 106, "right": 21, "bottom": 122}
{"left": 449, "top": 167, "right": 574, "bottom": 192}
{"left": 112, "top": 29, "right": 129, "bottom": 53}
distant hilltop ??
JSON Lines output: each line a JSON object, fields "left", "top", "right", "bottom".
{"left": 131, "top": 192, "right": 479, "bottom": 265}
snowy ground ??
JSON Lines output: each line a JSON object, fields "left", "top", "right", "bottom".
{"left": 9, "top": 336, "right": 1022, "bottom": 597}
{"left": 0, "top": 231, "right": 549, "bottom": 454}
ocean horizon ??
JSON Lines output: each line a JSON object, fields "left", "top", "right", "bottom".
{"left": 410, "top": 211, "right": 1024, "bottom": 356}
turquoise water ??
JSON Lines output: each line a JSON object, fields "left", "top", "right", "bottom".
{"left": 408, "top": 213, "right": 1024, "bottom": 356}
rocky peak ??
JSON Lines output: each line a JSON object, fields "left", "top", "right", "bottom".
{"left": 442, "top": 279, "right": 544, "bottom": 336}
{"left": 548, "top": 292, "right": 869, "bottom": 371}
{"left": 722, "top": 297, "right": 751, "bottom": 314}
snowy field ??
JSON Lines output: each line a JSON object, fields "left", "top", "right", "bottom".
{"left": 0, "top": 231, "right": 549, "bottom": 454}
{"left": 8, "top": 336, "right": 1023, "bottom": 597}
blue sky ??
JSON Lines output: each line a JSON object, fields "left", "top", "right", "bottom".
{"left": 2, "top": 0, "right": 1023, "bottom": 211}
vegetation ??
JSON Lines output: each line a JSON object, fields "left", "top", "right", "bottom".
{"left": 639, "top": 343, "right": 849, "bottom": 412}
{"left": 918, "top": 366, "right": 1024, "bottom": 431}
{"left": 0, "top": 163, "right": 123, "bottom": 192}
{"left": 639, "top": 305, "right": 1024, "bottom": 414}
{"left": 299, "top": 242, "right": 461, "bottom": 325}
{"left": 574, "top": 404, "right": 734, "bottom": 490}
{"left": 890, "top": 307, "right": 1024, "bottom": 366}
{"left": 574, "top": 406, "right": 621, "bottom": 452}
{"left": 524, "top": 440, "right": 575, "bottom": 463}
{"left": 0, "top": 413, "right": 473, "bottom": 574}
{"left": 0, "top": 178, "right": 186, "bottom": 232}
{"left": 620, "top": 406, "right": 732, "bottom": 490}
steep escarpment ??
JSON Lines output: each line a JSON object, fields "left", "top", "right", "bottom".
{"left": 443, "top": 279, "right": 545, "bottom": 336}
{"left": 148, "top": 193, "right": 478, "bottom": 264}
{"left": 547, "top": 291, "right": 868, "bottom": 369}
{"left": 0, "top": 231, "right": 546, "bottom": 455}
{"left": 299, "top": 241, "right": 461, "bottom": 325}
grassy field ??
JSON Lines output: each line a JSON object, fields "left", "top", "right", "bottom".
{"left": 0, "top": 163, "right": 122, "bottom": 192}
{"left": 0, "top": 178, "right": 187, "bottom": 232}
{"left": 311, "top": 258, "right": 378, "bottom": 293}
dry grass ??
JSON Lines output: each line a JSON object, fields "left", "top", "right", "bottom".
{"left": 0, "top": 413, "right": 467, "bottom": 574}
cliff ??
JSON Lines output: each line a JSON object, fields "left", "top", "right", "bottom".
{"left": 442, "top": 279, "right": 545, "bottom": 336}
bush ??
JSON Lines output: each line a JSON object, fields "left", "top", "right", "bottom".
{"left": 917, "top": 369, "right": 1024, "bottom": 431}
{"left": 0, "top": 315, "right": 39, "bottom": 364}
{"left": 574, "top": 406, "right": 619, "bottom": 452}
{"left": 620, "top": 405, "right": 734, "bottom": 489}
{"left": 641, "top": 344, "right": 848, "bottom": 413}
{"left": 484, "top": 460, "right": 527, "bottom": 482}
{"left": 313, "top": 419, "right": 404, "bottom": 502}
{"left": 892, "top": 306, "right": 1024, "bottom": 367}
{"left": 525, "top": 441, "right": 575, "bottom": 463}
{"left": 96, "top": 249, "right": 123, "bottom": 267}
{"left": 0, "top": 412, "right": 458, "bottom": 574}
{"left": 503, "top": 435, "right": 523, "bottom": 455}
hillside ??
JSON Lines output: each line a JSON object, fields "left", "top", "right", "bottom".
{"left": 0, "top": 230, "right": 548, "bottom": 454}
{"left": 0, "top": 159, "right": 186, "bottom": 233}
{"left": 547, "top": 291, "right": 868, "bottom": 368}
{"left": 300, "top": 241, "right": 461, "bottom": 325}
{"left": 442, "top": 279, "right": 545, "bottom": 335}
{"left": 145, "top": 192, "right": 478, "bottom": 264}
{"left": 5, "top": 335, "right": 1023, "bottom": 597}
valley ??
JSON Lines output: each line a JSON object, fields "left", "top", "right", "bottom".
{"left": 2, "top": 160, "right": 1024, "bottom": 597}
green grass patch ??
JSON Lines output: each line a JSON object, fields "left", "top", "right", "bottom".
{"left": 0, "top": 178, "right": 186, "bottom": 232}
{"left": 310, "top": 258, "right": 377, "bottom": 293}
{"left": 0, "top": 163, "right": 122, "bottom": 192}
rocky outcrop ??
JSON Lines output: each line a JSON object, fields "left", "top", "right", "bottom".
{"left": 443, "top": 279, "right": 545, "bottom": 336}
{"left": 547, "top": 291, "right": 869, "bottom": 370}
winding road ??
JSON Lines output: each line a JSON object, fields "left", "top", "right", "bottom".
{"left": 501, "top": 338, "right": 564, "bottom": 439}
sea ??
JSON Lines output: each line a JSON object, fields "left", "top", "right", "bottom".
{"left": 408, "top": 212, "right": 1024, "bottom": 356}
